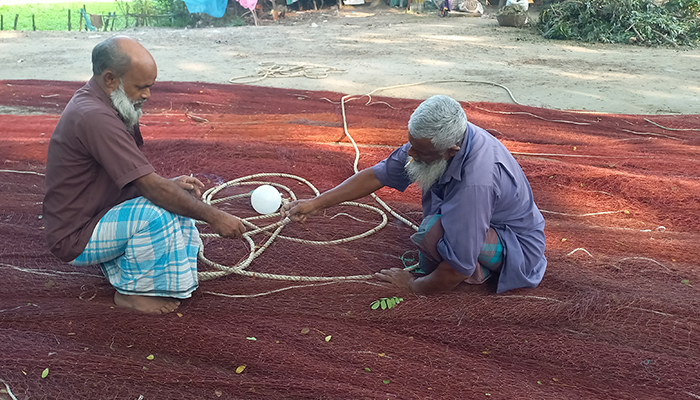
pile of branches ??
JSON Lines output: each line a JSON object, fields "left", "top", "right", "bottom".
{"left": 498, "top": 4, "right": 529, "bottom": 16}
{"left": 537, "top": 0, "right": 700, "bottom": 46}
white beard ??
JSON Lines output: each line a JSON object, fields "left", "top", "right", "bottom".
{"left": 110, "top": 81, "right": 144, "bottom": 129}
{"left": 404, "top": 157, "right": 449, "bottom": 191}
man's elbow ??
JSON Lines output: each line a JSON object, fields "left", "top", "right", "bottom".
{"left": 134, "top": 173, "right": 170, "bottom": 201}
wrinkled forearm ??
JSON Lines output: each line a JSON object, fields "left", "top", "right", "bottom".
{"left": 312, "top": 168, "right": 383, "bottom": 210}
{"left": 135, "top": 173, "right": 220, "bottom": 223}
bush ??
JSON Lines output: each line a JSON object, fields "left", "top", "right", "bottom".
{"left": 116, "top": 0, "right": 193, "bottom": 28}
{"left": 537, "top": 0, "right": 700, "bottom": 46}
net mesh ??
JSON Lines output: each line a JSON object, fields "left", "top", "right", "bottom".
{"left": 1, "top": 80, "right": 699, "bottom": 399}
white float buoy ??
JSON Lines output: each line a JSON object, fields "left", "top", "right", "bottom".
{"left": 250, "top": 184, "right": 282, "bottom": 215}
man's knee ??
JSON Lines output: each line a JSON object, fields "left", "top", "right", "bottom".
{"left": 477, "top": 227, "right": 503, "bottom": 273}
{"left": 134, "top": 197, "right": 180, "bottom": 229}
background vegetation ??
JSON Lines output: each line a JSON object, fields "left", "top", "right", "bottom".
{"left": 0, "top": 0, "right": 193, "bottom": 31}
{"left": 538, "top": 0, "right": 700, "bottom": 46}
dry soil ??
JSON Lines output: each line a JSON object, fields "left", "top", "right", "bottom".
{"left": 1, "top": 6, "right": 699, "bottom": 115}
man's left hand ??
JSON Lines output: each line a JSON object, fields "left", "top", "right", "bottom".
{"left": 375, "top": 268, "right": 414, "bottom": 290}
{"left": 172, "top": 175, "right": 205, "bottom": 198}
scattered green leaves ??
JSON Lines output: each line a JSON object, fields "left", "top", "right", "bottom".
{"left": 146, "top": 354, "right": 154, "bottom": 360}
{"left": 370, "top": 297, "right": 404, "bottom": 310}
{"left": 382, "top": 379, "right": 390, "bottom": 384}
{"left": 41, "top": 368, "right": 49, "bottom": 378}
{"left": 364, "top": 367, "right": 372, "bottom": 372}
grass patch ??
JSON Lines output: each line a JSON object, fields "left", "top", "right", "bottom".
{"left": 0, "top": 2, "right": 127, "bottom": 31}
{"left": 0, "top": 0, "right": 195, "bottom": 31}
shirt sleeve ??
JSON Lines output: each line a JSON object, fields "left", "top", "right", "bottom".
{"left": 437, "top": 184, "right": 496, "bottom": 277}
{"left": 78, "top": 110, "right": 155, "bottom": 189}
{"left": 371, "top": 143, "right": 412, "bottom": 192}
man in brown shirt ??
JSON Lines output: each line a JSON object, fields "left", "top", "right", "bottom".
{"left": 43, "top": 36, "right": 245, "bottom": 314}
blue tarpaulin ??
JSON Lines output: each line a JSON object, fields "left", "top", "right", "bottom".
{"left": 182, "top": 0, "right": 228, "bottom": 18}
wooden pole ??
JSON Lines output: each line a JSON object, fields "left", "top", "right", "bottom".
{"left": 14, "top": 14, "right": 19, "bottom": 30}
{"left": 1, "top": 15, "right": 3, "bottom": 31}
{"left": 32, "top": 14, "right": 35, "bottom": 31}
{"left": 68, "top": 9, "right": 71, "bottom": 31}
{"left": 79, "top": 9, "right": 83, "bottom": 31}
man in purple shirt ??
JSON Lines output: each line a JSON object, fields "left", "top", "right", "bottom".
{"left": 281, "top": 95, "right": 546, "bottom": 293}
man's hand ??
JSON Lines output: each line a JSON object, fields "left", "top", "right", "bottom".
{"left": 279, "top": 199, "right": 319, "bottom": 223}
{"left": 171, "top": 175, "right": 204, "bottom": 198}
{"left": 209, "top": 211, "right": 246, "bottom": 239}
{"left": 375, "top": 268, "right": 415, "bottom": 291}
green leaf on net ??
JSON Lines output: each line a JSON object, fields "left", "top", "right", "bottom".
{"left": 146, "top": 354, "right": 154, "bottom": 360}
{"left": 382, "top": 379, "right": 390, "bottom": 384}
{"left": 41, "top": 368, "right": 49, "bottom": 378}
{"left": 370, "top": 300, "right": 381, "bottom": 310}
{"left": 380, "top": 299, "right": 387, "bottom": 310}
{"left": 246, "top": 337, "right": 257, "bottom": 341}
{"left": 386, "top": 298, "right": 395, "bottom": 309}
{"left": 681, "top": 279, "right": 691, "bottom": 286}
{"left": 364, "top": 367, "right": 371, "bottom": 372}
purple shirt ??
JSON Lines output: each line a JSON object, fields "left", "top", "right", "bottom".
{"left": 372, "top": 122, "right": 546, "bottom": 293}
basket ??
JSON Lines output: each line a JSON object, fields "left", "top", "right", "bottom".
{"left": 496, "top": 13, "right": 527, "bottom": 27}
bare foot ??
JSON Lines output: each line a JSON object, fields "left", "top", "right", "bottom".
{"left": 113, "top": 292, "right": 181, "bottom": 314}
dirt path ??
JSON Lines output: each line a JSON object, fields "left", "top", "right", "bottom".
{"left": 1, "top": 6, "right": 699, "bottom": 115}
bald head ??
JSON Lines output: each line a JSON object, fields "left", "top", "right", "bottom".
{"left": 92, "top": 36, "right": 156, "bottom": 78}
{"left": 92, "top": 37, "right": 157, "bottom": 126}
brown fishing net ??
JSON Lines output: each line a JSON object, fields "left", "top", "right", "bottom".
{"left": 1, "top": 80, "right": 699, "bottom": 399}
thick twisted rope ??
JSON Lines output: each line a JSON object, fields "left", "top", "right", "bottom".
{"left": 229, "top": 62, "right": 346, "bottom": 84}
{"left": 197, "top": 173, "right": 390, "bottom": 281}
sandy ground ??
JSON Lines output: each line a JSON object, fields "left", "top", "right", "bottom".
{"left": 1, "top": 6, "right": 699, "bottom": 115}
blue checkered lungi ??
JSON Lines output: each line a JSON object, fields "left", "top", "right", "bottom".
{"left": 70, "top": 197, "right": 201, "bottom": 299}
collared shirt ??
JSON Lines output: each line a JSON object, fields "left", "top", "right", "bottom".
{"left": 43, "top": 77, "right": 155, "bottom": 262}
{"left": 372, "top": 122, "right": 547, "bottom": 293}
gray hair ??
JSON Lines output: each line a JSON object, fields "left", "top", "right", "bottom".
{"left": 408, "top": 95, "right": 468, "bottom": 150}
{"left": 92, "top": 37, "right": 132, "bottom": 77}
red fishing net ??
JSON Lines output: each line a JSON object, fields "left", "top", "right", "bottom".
{"left": 1, "top": 80, "right": 699, "bottom": 399}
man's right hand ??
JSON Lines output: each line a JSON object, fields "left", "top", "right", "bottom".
{"left": 280, "top": 199, "right": 319, "bottom": 223}
{"left": 209, "top": 211, "right": 246, "bottom": 238}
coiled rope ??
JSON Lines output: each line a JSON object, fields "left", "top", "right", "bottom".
{"left": 197, "top": 173, "right": 396, "bottom": 281}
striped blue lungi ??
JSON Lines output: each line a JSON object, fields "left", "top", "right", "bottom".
{"left": 410, "top": 214, "right": 503, "bottom": 284}
{"left": 70, "top": 197, "right": 201, "bottom": 299}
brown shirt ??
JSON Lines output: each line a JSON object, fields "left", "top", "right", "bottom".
{"left": 43, "top": 77, "right": 155, "bottom": 262}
